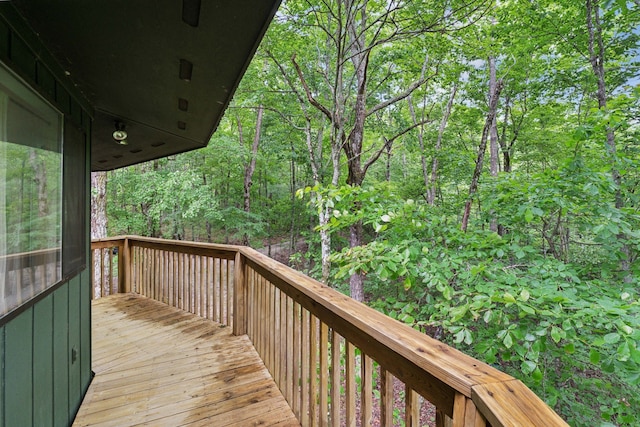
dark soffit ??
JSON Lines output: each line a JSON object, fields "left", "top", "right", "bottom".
{"left": 12, "top": 1, "right": 280, "bottom": 171}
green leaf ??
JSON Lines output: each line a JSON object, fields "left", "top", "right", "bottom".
{"left": 518, "top": 303, "right": 536, "bottom": 315}
{"left": 503, "top": 292, "right": 516, "bottom": 303}
{"left": 531, "top": 367, "right": 543, "bottom": 382}
{"left": 449, "top": 305, "right": 468, "bottom": 322}
{"left": 603, "top": 332, "right": 620, "bottom": 344}
{"left": 550, "top": 326, "right": 563, "bottom": 343}
{"left": 531, "top": 207, "right": 544, "bottom": 217}
{"left": 503, "top": 333, "right": 514, "bottom": 349}
{"left": 521, "top": 360, "right": 537, "bottom": 374}
{"left": 590, "top": 349, "right": 601, "bottom": 364}
{"left": 524, "top": 208, "right": 534, "bottom": 223}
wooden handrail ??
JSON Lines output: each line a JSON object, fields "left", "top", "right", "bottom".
{"left": 1, "top": 247, "right": 61, "bottom": 315}
{"left": 91, "top": 236, "right": 568, "bottom": 427}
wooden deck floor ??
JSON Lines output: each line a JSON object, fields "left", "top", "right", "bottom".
{"left": 73, "top": 293, "right": 299, "bottom": 427}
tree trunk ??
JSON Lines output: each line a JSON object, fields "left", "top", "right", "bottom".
{"left": 586, "top": 0, "right": 629, "bottom": 278}
{"left": 28, "top": 149, "right": 48, "bottom": 220}
{"left": 461, "top": 76, "right": 504, "bottom": 232}
{"left": 91, "top": 171, "right": 107, "bottom": 296}
{"left": 349, "top": 217, "right": 364, "bottom": 302}
{"left": 240, "top": 105, "right": 264, "bottom": 246}
{"left": 407, "top": 94, "right": 431, "bottom": 199}
{"left": 292, "top": 0, "right": 435, "bottom": 300}
{"left": 488, "top": 56, "right": 500, "bottom": 232}
{"left": 91, "top": 172, "right": 108, "bottom": 240}
{"left": 431, "top": 86, "right": 457, "bottom": 205}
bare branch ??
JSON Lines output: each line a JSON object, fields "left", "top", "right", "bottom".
{"left": 291, "top": 53, "right": 333, "bottom": 121}
{"left": 362, "top": 118, "right": 431, "bottom": 176}
{"left": 367, "top": 55, "right": 436, "bottom": 117}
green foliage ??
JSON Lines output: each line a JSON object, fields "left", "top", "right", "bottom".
{"left": 101, "top": 0, "right": 640, "bottom": 424}
{"left": 309, "top": 172, "right": 639, "bottom": 425}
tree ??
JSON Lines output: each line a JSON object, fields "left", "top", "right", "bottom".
{"left": 239, "top": 105, "right": 265, "bottom": 245}
{"left": 287, "top": 0, "right": 489, "bottom": 300}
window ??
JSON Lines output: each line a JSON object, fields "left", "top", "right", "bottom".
{"left": 0, "top": 64, "right": 63, "bottom": 316}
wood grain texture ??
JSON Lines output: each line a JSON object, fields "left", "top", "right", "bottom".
{"left": 472, "top": 379, "right": 568, "bottom": 427}
{"left": 90, "top": 237, "right": 569, "bottom": 427}
{"left": 72, "top": 293, "right": 298, "bottom": 427}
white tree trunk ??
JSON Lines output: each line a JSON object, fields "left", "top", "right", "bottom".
{"left": 91, "top": 171, "right": 107, "bottom": 296}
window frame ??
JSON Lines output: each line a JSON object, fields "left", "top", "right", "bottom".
{"left": 0, "top": 61, "right": 87, "bottom": 322}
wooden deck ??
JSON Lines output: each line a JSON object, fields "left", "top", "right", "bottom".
{"left": 73, "top": 293, "right": 299, "bottom": 427}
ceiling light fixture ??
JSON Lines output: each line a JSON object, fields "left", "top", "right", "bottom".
{"left": 113, "top": 121, "right": 128, "bottom": 145}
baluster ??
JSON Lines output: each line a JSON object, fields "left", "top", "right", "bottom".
{"left": 301, "top": 309, "right": 310, "bottom": 427}
{"left": 405, "top": 385, "right": 419, "bottom": 427}
{"left": 279, "top": 289, "right": 287, "bottom": 394}
{"left": 330, "top": 330, "right": 341, "bottom": 426}
{"left": 380, "top": 368, "right": 394, "bottom": 426}
{"left": 285, "top": 293, "right": 294, "bottom": 407}
{"left": 273, "top": 287, "right": 281, "bottom": 390}
{"left": 361, "top": 354, "right": 373, "bottom": 427}
{"left": 293, "top": 301, "right": 301, "bottom": 419}
{"left": 309, "top": 314, "right": 319, "bottom": 427}
{"left": 319, "top": 322, "right": 329, "bottom": 427}
{"left": 345, "top": 341, "right": 356, "bottom": 427}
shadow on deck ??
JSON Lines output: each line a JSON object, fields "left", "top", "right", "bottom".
{"left": 73, "top": 293, "right": 298, "bottom": 427}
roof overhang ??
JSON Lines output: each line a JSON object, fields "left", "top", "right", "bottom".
{"left": 12, "top": 0, "right": 280, "bottom": 171}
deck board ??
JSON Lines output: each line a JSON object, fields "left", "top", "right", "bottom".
{"left": 73, "top": 293, "right": 299, "bottom": 427}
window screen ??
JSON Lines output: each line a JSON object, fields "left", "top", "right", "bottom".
{"left": 0, "top": 65, "right": 63, "bottom": 316}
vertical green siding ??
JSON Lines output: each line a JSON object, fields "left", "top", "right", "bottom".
{"left": 9, "top": 29, "right": 36, "bottom": 81}
{"left": 0, "top": 6, "right": 94, "bottom": 426}
{"left": 0, "top": 325, "right": 4, "bottom": 426}
{"left": 68, "top": 275, "right": 82, "bottom": 420}
{"left": 36, "top": 61, "right": 56, "bottom": 100}
{"left": 5, "top": 308, "right": 34, "bottom": 427}
{"left": 0, "top": 6, "right": 93, "bottom": 426}
{"left": 34, "top": 295, "right": 54, "bottom": 427}
{"left": 1, "top": 277, "right": 92, "bottom": 426}
{"left": 53, "top": 282, "right": 70, "bottom": 427}
{"left": 0, "top": 16, "right": 8, "bottom": 59}
{"left": 80, "top": 270, "right": 91, "bottom": 392}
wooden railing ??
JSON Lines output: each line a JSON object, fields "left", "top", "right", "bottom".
{"left": 1, "top": 247, "right": 60, "bottom": 315}
{"left": 91, "top": 236, "right": 568, "bottom": 427}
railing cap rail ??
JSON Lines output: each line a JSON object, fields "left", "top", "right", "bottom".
{"left": 91, "top": 236, "right": 568, "bottom": 426}
{"left": 238, "top": 246, "right": 568, "bottom": 427}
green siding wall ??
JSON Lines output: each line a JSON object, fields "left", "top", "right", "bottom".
{"left": 0, "top": 6, "right": 93, "bottom": 427}
{"left": 0, "top": 326, "right": 3, "bottom": 425}
{"left": 80, "top": 269, "right": 91, "bottom": 394}
{"left": 4, "top": 309, "right": 33, "bottom": 427}
{"left": 53, "top": 283, "right": 70, "bottom": 427}
{"left": 34, "top": 295, "right": 54, "bottom": 427}
{"left": 0, "top": 274, "right": 92, "bottom": 427}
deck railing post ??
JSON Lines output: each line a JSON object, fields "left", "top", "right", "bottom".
{"left": 116, "top": 243, "right": 123, "bottom": 294}
{"left": 233, "top": 250, "right": 247, "bottom": 336}
{"left": 122, "top": 237, "right": 132, "bottom": 293}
